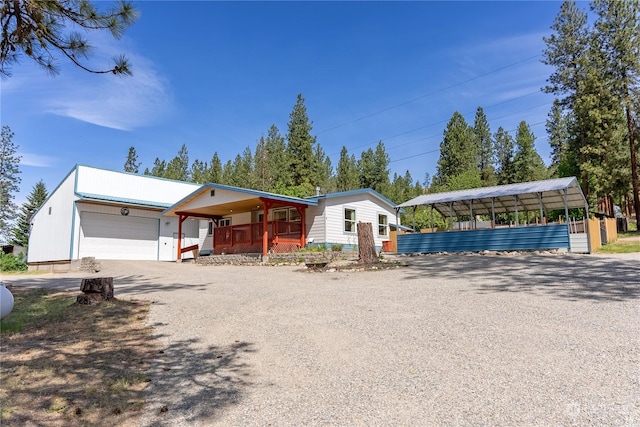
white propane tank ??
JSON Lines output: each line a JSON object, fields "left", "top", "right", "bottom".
{"left": 0, "top": 285, "right": 14, "bottom": 320}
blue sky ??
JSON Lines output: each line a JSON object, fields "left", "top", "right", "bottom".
{"left": 3, "top": 1, "right": 568, "bottom": 204}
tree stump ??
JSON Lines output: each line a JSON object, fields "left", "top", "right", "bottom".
{"left": 357, "top": 222, "right": 379, "bottom": 264}
{"left": 77, "top": 277, "right": 114, "bottom": 305}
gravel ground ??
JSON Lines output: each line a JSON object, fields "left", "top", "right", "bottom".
{"left": 3, "top": 252, "right": 639, "bottom": 426}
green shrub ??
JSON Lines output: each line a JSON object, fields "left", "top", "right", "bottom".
{"left": 331, "top": 244, "right": 343, "bottom": 252}
{"left": 0, "top": 252, "right": 28, "bottom": 272}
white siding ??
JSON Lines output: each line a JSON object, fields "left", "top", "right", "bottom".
{"left": 28, "top": 170, "right": 77, "bottom": 263}
{"left": 305, "top": 205, "right": 326, "bottom": 245}
{"left": 321, "top": 194, "right": 396, "bottom": 249}
{"left": 75, "top": 165, "right": 199, "bottom": 205}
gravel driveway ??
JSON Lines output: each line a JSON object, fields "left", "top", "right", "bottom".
{"left": 4, "top": 253, "right": 639, "bottom": 426}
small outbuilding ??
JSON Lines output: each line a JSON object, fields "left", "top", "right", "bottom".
{"left": 395, "top": 177, "right": 592, "bottom": 254}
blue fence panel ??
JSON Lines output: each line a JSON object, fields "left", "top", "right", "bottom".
{"left": 397, "top": 224, "right": 570, "bottom": 254}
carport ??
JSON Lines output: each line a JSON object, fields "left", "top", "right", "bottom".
{"left": 395, "top": 177, "right": 591, "bottom": 253}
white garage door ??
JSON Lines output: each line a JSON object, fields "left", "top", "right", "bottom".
{"left": 79, "top": 212, "right": 159, "bottom": 260}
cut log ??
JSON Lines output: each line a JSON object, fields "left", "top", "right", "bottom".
{"left": 357, "top": 222, "right": 379, "bottom": 264}
{"left": 77, "top": 277, "right": 114, "bottom": 305}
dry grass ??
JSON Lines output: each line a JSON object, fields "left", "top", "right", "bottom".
{"left": 0, "top": 288, "right": 156, "bottom": 426}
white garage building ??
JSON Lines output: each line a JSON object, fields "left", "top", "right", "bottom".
{"left": 28, "top": 165, "right": 202, "bottom": 269}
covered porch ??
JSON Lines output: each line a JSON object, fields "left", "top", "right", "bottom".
{"left": 162, "top": 184, "right": 317, "bottom": 260}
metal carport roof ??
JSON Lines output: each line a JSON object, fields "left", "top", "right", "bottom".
{"left": 397, "top": 177, "right": 587, "bottom": 217}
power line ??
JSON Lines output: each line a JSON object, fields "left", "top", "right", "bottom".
{"left": 317, "top": 54, "right": 542, "bottom": 135}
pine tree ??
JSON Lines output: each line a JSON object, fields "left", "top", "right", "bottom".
{"left": 266, "top": 125, "right": 292, "bottom": 193}
{"left": 146, "top": 158, "right": 166, "bottom": 177}
{"left": 254, "top": 136, "right": 270, "bottom": 191}
{"left": 591, "top": 0, "right": 640, "bottom": 224}
{"left": 0, "top": 126, "right": 21, "bottom": 243}
{"left": 206, "top": 153, "right": 223, "bottom": 184}
{"left": 312, "top": 144, "right": 333, "bottom": 193}
{"left": 434, "top": 111, "right": 477, "bottom": 187}
{"left": 542, "top": 0, "right": 592, "bottom": 198}
{"left": 286, "top": 94, "right": 316, "bottom": 186}
{"left": 358, "top": 148, "right": 376, "bottom": 189}
{"left": 165, "top": 144, "right": 190, "bottom": 181}
{"left": 336, "top": 146, "right": 359, "bottom": 192}
{"left": 11, "top": 180, "right": 47, "bottom": 249}
{"left": 372, "top": 141, "right": 391, "bottom": 194}
{"left": 513, "top": 121, "right": 547, "bottom": 183}
{"left": 494, "top": 127, "right": 516, "bottom": 185}
{"left": 124, "top": 146, "right": 141, "bottom": 173}
{"left": 190, "top": 159, "right": 208, "bottom": 184}
{"left": 474, "top": 107, "right": 496, "bottom": 186}
{"left": 546, "top": 99, "right": 571, "bottom": 177}
{"left": 1, "top": 0, "right": 138, "bottom": 76}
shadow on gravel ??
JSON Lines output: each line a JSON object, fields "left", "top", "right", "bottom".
{"left": 4, "top": 275, "right": 211, "bottom": 297}
{"left": 144, "top": 335, "right": 255, "bottom": 424}
{"left": 402, "top": 254, "right": 639, "bottom": 302}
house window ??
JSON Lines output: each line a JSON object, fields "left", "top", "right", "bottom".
{"left": 344, "top": 208, "right": 356, "bottom": 233}
{"left": 289, "top": 208, "right": 301, "bottom": 222}
{"left": 378, "top": 214, "right": 388, "bottom": 236}
{"left": 219, "top": 218, "right": 231, "bottom": 227}
{"left": 273, "top": 209, "right": 288, "bottom": 222}
{"left": 208, "top": 222, "right": 213, "bottom": 236}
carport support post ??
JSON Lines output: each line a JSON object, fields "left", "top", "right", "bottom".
{"left": 514, "top": 195, "right": 519, "bottom": 226}
{"left": 412, "top": 206, "right": 417, "bottom": 231}
{"left": 430, "top": 204, "right": 434, "bottom": 231}
{"left": 538, "top": 192, "right": 544, "bottom": 225}
{"left": 491, "top": 198, "right": 496, "bottom": 229}
{"left": 469, "top": 200, "right": 474, "bottom": 230}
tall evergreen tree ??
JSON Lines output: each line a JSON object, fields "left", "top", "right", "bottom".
{"left": 474, "top": 107, "right": 496, "bottom": 186}
{"left": 513, "top": 121, "right": 547, "bottom": 183}
{"left": 434, "top": 111, "right": 477, "bottom": 187}
{"left": 0, "top": 126, "right": 21, "bottom": 243}
{"left": 542, "top": 0, "right": 592, "bottom": 197}
{"left": 591, "top": 0, "right": 640, "bottom": 224}
{"left": 372, "top": 141, "right": 391, "bottom": 194}
{"left": 286, "top": 94, "right": 316, "bottom": 187}
{"left": 546, "top": 99, "right": 572, "bottom": 177}
{"left": 206, "top": 153, "right": 223, "bottom": 184}
{"left": 494, "top": 127, "right": 516, "bottom": 185}
{"left": 312, "top": 144, "right": 333, "bottom": 193}
{"left": 123, "top": 146, "right": 141, "bottom": 173}
{"left": 266, "top": 125, "right": 292, "bottom": 193}
{"left": 253, "top": 136, "right": 270, "bottom": 191}
{"left": 336, "top": 146, "right": 360, "bottom": 192}
{"left": 190, "top": 159, "right": 208, "bottom": 184}
{"left": 145, "top": 158, "right": 166, "bottom": 177}
{"left": 165, "top": 144, "right": 190, "bottom": 181}
{"left": 11, "top": 180, "right": 47, "bottom": 249}
{"left": 358, "top": 148, "right": 376, "bottom": 189}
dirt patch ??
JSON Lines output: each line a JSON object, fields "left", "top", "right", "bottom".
{"left": 0, "top": 288, "right": 155, "bottom": 426}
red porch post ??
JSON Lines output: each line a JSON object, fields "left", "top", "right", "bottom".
{"left": 297, "top": 206, "right": 306, "bottom": 250}
{"left": 262, "top": 199, "right": 271, "bottom": 256}
{"left": 177, "top": 214, "right": 186, "bottom": 261}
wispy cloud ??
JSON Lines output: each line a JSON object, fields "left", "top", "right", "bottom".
{"left": 7, "top": 32, "right": 173, "bottom": 131}
{"left": 19, "top": 152, "right": 57, "bottom": 168}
